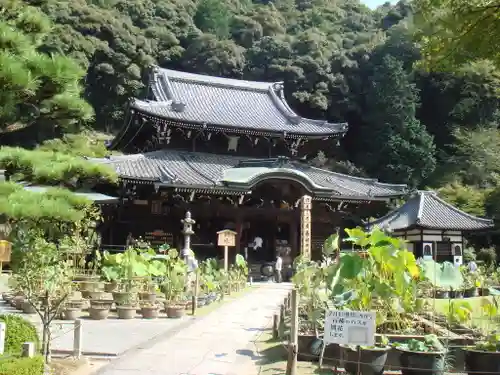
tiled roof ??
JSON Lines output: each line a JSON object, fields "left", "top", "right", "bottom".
{"left": 368, "top": 191, "right": 494, "bottom": 231}
{"left": 92, "top": 150, "right": 407, "bottom": 200}
{"left": 130, "top": 67, "right": 348, "bottom": 137}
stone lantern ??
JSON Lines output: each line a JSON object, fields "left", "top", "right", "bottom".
{"left": 181, "top": 211, "right": 195, "bottom": 260}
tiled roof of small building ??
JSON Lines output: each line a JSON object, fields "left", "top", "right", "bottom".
{"left": 92, "top": 150, "right": 407, "bottom": 201}
{"left": 368, "top": 191, "right": 494, "bottom": 231}
{"left": 129, "top": 67, "right": 348, "bottom": 137}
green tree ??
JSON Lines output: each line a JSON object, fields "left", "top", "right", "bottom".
{"left": 0, "top": 1, "right": 92, "bottom": 138}
{"left": 450, "top": 127, "right": 500, "bottom": 187}
{"left": 358, "top": 55, "right": 436, "bottom": 186}
{"left": 194, "top": 0, "right": 232, "bottom": 39}
{"left": 437, "top": 182, "right": 489, "bottom": 217}
{"left": 414, "top": 0, "right": 500, "bottom": 70}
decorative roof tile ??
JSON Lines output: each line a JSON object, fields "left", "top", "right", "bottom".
{"left": 93, "top": 150, "right": 407, "bottom": 200}
{"left": 368, "top": 191, "right": 494, "bottom": 231}
{"left": 130, "top": 67, "right": 348, "bottom": 137}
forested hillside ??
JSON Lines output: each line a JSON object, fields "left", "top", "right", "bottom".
{"left": 2, "top": 0, "right": 500, "bottom": 218}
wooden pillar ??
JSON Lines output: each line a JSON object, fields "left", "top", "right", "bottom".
{"left": 291, "top": 212, "right": 299, "bottom": 258}
{"left": 236, "top": 214, "right": 243, "bottom": 255}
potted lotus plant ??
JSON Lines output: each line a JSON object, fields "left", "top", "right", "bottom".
{"left": 161, "top": 249, "right": 188, "bottom": 318}
{"left": 394, "top": 334, "right": 446, "bottom": 375}
{"left": 463, "top": 297, "right": 500, "bottom": 375}
{"left": 103, "top": 248, "right": 148, "bottom": 306}
{"left": 338, "top": 228, "right": 420, "bottom": 375}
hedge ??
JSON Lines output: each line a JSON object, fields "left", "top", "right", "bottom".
{"left": 0, "top": 314, "right": 39, "bottom": 354}
{"left": 0, "top": 355, "right": 44, "bottom": 375}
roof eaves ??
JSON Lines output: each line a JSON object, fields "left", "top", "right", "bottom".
{"left": 131, "top": 105, "right": 346, "bottom": 137}
{"left": 427, "top": 191, "right": 495, "bottom": 226}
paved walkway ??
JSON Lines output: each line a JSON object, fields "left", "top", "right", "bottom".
{"left": 96, "top": 282, "right": 291, "bottom": 375}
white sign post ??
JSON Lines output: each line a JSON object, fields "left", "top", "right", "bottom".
{"left": 319, "top": 310, "right": 376, "bottom": 366}
{"left": 0, "top": 322, "right": 5, "bottom": 355}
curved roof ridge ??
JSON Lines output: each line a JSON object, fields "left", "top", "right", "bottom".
{"left": 307, "top": 164, "right": 407, "bottom": 189}
{"left": 268, "top": 85, "right": 301, "bottom": 124}
{"left": 420, "top": 190, "right": 494, "bottom": 223}
{"left": 272, "top": 84, "right": 346, "bottom": 129}
{"left": 154, "top": 66, "right": 276, "bottom": 92}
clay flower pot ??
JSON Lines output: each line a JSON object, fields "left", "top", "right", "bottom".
{"left": 112, "top": 292, "right": 135, "bottom": 306}
{"left": 89, "top": 307, "right": 110, "bottom": 320}
{"left": 117, "top": 306, "right": 137, "bottom": 320}
{"left": 13, "top": 295, "right": 25, "bottom": 310}
{"left": 104, "top": 282, "right": 118, "bottom": 293}
{"left": 84, "top": 291, "right": 105, "bottom": 300}
{"left": 62, "top": 308, "right": 81, "bottom": 320}
{"left": 139, "top": 292, "right": 157, "bottom": 303}
{"left": 165, "top": 303, "right": 186, "bottom": 319}
{"left": 22, "top": 301, "right": 38, "bottom": 314}
{"left": 141, "top": 306, "right": 160, "bottom": 319}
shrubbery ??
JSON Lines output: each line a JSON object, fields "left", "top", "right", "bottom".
{"left": 0, "top": 355, "right": 44, "bottom": 375}
{"left": 0, "top": 314, "right": 39, "bottom": 354}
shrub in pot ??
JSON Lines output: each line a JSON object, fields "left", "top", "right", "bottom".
{"left": 341, "top": 336, "right": 391, "bottom": 375}
{"left": 394, "top": 334, "right": 446, "bottom": 375}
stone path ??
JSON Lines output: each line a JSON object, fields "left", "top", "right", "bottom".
{"left": 96, "top": 282, "right": 292, "bottom": 375}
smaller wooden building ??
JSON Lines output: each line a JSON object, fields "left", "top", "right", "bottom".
{"left": 368, "top": 191, "right": 494, "bottom": 264}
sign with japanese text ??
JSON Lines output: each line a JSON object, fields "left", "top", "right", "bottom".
{"left": 217, "top": 230, "right": 236, "bottom": 247}
{"left": 0, "top": 240, "right": 11, "bottom": 262}
{"left": 300, "top": 195, "right": 312, "bottom": 259}
{"left": 324, "top": 310, "right": 376, "bottom": 346}
{"left": 300, "top": 195, "right": 312, "bottom": 210}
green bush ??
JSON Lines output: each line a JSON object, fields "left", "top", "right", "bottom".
{"left": 477, "top": 247, "right": 497, "bottom": 267}
{"left": 463, "top": 247, "right": 477, "bottom": 262}
{"left": 0, "top": 315, "right": 39, "bottom": 354}
{"left": 0, "top": 355, "right": 44, "bottom": 375}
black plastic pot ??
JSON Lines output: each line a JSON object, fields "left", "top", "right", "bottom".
{"left": 464, "top": 288, "right": 479, "bottom": 298}
{"left": 342, "top": 346, "right": 390, "bottom": 375}
{"left": 449, "top": 290, "right": 463, "bottom": 299}
{"left": 433, "top": 290, "right": 449, "bottom": 299}
{"left": 464, "top": 348, "right": 500, "bottom": 375}
{"left": 397, "top": 349, "right": 445, "bottom": 375}
{"left": 479, "top": 288, "right": 490, "bottom": 297}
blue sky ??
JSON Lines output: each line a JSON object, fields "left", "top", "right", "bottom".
{"left": 362, "top": 0, "right": 396, "bottom": 8}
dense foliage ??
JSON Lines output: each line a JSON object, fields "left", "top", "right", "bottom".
{"left": 0, "top": 1, "right": 92, "bottom": 139}
{"left": 0, "top": 356, "right": 44, "bottom": 375}
{"left": 0, "top": 314, "right": 40, "bottom": 355}
{"left": 414, "top": 0, "right": 500, "bottom": 71}
{"left": 1, "top": 0, "right": 499, "bottom": 218}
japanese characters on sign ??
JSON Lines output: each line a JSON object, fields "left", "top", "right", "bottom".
{"left": 0, "top": 240, "right": 11, "bottom": 262}
{"left": 324, "top": 310, "right": 376, "bottom": 346}
{"left": 300, "top": 195, "right": 312, "bottom": 259}
{"left": 217, "top": 230, "right": 236, "bottom": 247}
{"left": 300, "top": 195, "right": 312, "bottom": 210}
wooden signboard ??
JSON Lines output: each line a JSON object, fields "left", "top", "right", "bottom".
{"left": 0, "top": 240, "right": 11, "bottom": 263}
{"left": 217, "top": 230, "right": 237, "bottom": 271}
{"left": 300, "top": 195, "right": 312, "bottom": 260}
{"left": 217, "top": 230, "right": 236, "bottom": 247}
{"left": 144, "top": 230, "right": 173, "bottom": 246}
